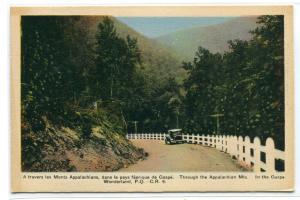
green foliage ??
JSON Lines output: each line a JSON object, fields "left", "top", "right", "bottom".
{"left": 182, "top": 16, "right": 284, "bottom": 149}
{"left": 21, "top": 16, "right": 90, "bottom": 130}
{"left": 93, "top": 17, "right": 141, "bottom": 101}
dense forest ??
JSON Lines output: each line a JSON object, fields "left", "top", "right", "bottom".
{"left": 21, "top": 15, "right": 284, "bottom": 171}
{"left": 182, "top": 16, "right": 284, "bottom": 150}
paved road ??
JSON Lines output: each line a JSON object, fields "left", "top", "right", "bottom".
{"left": 120, "top": 139, "right": 243, "bottom": 172}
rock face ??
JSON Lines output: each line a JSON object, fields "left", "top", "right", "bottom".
{"left": 21, "top": 119, "right": 145, "bottom": 172}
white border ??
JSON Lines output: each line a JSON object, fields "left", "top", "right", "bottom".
{"left": 1, "top": 0, "right": 300, "bottom": 199}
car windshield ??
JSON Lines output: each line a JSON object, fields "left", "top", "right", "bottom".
{"left": 170, "top": 132, "right": 181, "bottom": 137}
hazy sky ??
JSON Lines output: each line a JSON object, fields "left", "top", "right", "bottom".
{"left": 117, "top": 17, "right": 235, "bottom": 38}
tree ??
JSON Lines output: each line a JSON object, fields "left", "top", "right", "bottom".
{"left": 182, "top": 47, "right": 224, "bottom": 134}
{"left": 94, "top": 17, "right": 141, "bottom": 102}
{"left": 181, "top": 15, "right": 284, "bottom": 149}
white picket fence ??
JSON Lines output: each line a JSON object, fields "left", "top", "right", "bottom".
{"left": 126, "top": 133, "right": 285, "bottom": 172}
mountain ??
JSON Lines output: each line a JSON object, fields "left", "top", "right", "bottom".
{"left": 74, "top": 16, "right": 186, "bottom": 82}
{"left": 155, "top": 17, "right": 259, "bottom": 61}
{"left": 72, "top": 16, "right": 258, "bottom": 81}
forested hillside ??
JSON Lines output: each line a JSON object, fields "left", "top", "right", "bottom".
{"left": 21, "top": 16, "right": 183, "bottom": 171}
{"left": 156, "top": 17, "right": 258, "bottom": 61}
{"left": 181, "top": 16, "right": 284, "bottom": 149}
{"left": 75, "top": 16, "right": 185, "bottom": 82}
{"left": 21, "top": 16, "right": 148, "bottom": 171}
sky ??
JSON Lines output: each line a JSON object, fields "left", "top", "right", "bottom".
{"left": 117, "top": 17, "right": 235, "bottom": 38}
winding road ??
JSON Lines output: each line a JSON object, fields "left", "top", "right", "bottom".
{"left": 121, "top": 139, "right": 243, "bottom": 172}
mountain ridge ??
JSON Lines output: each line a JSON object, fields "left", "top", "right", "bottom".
{"left": 75, "top": 16, "right": 185, "bottom": 82}
{"left": 155, "top": 16, "right": 259, "bottom": 61}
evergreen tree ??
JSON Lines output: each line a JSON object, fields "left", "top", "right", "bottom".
{"left": 181, "top": 15, "right": 284, "bottom": 149}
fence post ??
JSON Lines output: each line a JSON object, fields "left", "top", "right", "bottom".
{"left": 191, "top": 134, "right": 195, "bottom": 144}
{"left": 233, "top": 136, "right": 238, "bottom": 158}
{"left": 183, "top": 133, "right": 188, "bottom": 143}
{"left": 231, "top": 135, "right": 237, "bottom": 157}
{"left": 231, "top": 135, "right": 236, "bottom": 154}
{"left": 212, "top": 135, "right": 215, "bottom": 147}
{"left": 224, "top": 135, "right": 228, "bottom": 152}
{"left": 205, "top": 134, "right": 209, "bottom": 146}
{"left": 212, "top": 135, "right": 216, "bottom": 148}
{"left": 227, "top": 135, "right": 233, "bottom": 154}
{"left": 207, "top": 135, "right": 209, "bottom": 146}
{"left": 244, "top": 136, "right": 251, "bottom": 165}
{"left": 253, "top": 137, "right": 261, "bottom": 172}
{"left": 266, "top": 137, "right": 275, "bottom": 172}
{"left": 196, "top": 134, "right": 200, "bottom": 144}
{"left": 220, "top": 135, "right": 224, "bottom": 151}
{"left": 226, "top": 135, "right": 230, "bottom": 153}
{"left": 237, "top": 136, "right": 244, "bottom": 160}
{"left": 216, "top": 135, "right": 220, "bottom": 150}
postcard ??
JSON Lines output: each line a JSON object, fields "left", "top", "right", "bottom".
{"left": 11, "top": 5, "right": 294, "bottom": 192}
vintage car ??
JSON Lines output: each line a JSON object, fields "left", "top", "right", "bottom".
{"left": 165, "top": 129, "right": 185, "bottom": 144}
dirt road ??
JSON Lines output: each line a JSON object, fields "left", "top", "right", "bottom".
{"left": 120, "top": 139, "right": 243, "bottom": 172}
